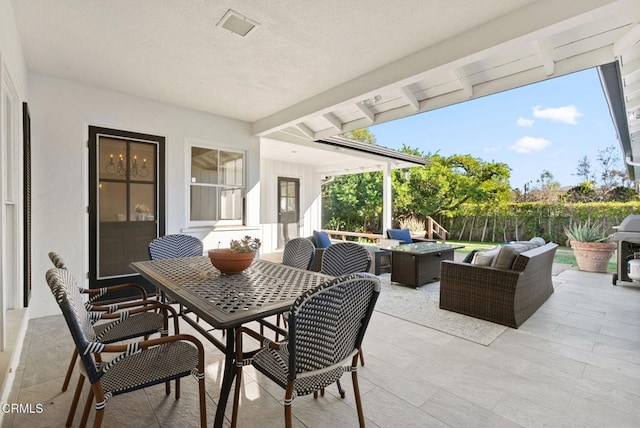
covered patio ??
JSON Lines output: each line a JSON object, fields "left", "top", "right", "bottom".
{"left": 5, "top": 265, "right": 640, "bottom": 427}
{"left": 1, "top": 0, "right": 640, "bottom": 426}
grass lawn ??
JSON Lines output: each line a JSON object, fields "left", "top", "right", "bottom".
{"left": 448, "top": 240, "right": 617, "bottom": 273}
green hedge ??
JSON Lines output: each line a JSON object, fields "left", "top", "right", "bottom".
{"left": 437, "top": 202, "right": 640, "bottom": 244}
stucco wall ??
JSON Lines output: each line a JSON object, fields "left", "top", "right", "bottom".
{"left": 28, "top": 73, "right": 259, "bottom": 318}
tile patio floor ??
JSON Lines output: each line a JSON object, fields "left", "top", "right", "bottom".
{"left": 2, "top": 266, "right": 640, "bottom": 427}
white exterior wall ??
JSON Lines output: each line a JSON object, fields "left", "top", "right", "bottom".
{"left": 0, "top": 0, "right": 27, "bottom": 97}
{"left": 260, "top": 150, "right": 322, "bottom": 252}
{"left": 29, "top": 73, "right": 259, "bottom": 318}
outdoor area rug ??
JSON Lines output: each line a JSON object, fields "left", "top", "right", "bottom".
{"left": 374, "top": 275, "right": 508, "bottom": 346}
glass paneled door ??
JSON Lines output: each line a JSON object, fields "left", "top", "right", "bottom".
{"left": 89, "top": 127, "right": 165, "bottom": 295}
{"left": 277, "top": 177, "right": 300, "bottom": 249}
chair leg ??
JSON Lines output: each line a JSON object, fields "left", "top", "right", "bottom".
{"left": 284, "top": 383, "right": 295, "bottom": 428}
{"left": 80, "top": 387, "right": 94, "bottom": 428}
{"left": 175, "top": 378, "right": 181, "bottom": 399}
{"left": 359, "top": 348, "right": 365, "bottom": 366}
{"left": 91, "top": 386, "right": 106, "bottom": 428}
{"left": 62, "top": 348, "right": 78, "bottom": 392}
{"left": 66, "top": 374, "right": 85, "bottom": 427}
{"left": 231, "top": 366, "right": 243, "bottom": 428}
{"left": 335, "top": 379, "right": 346, "bottom": 398}
{"left": 351, "top": 363, "right": 366, "bottom": 428}
{"left": 198, "top": 377, "right": 207, "bottom": 428}
{"left": 92, "top": 407, "right": 105, "bottom": 428}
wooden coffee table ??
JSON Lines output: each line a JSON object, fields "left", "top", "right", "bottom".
{"left": 390, "top": 242, "right": 464, "bottom": 287}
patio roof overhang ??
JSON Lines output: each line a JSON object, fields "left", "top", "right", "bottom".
{"left": 14, "top": 1, "right": 640, "bottom": 164}
{"left": 261, "top": 134, "right": 427, "bottom": 177}
{"left": 597, "top": 24, "right": 640, "bottom": 182}
{"left": 253, "top": 0, "right": 640, "bottom": 145}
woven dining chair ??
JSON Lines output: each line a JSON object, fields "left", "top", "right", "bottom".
{"left": 46, "top": 267, "right": 207, "bottom": 428}
{"left": 148, "top": 234, "right": 204, "bottom": 320}
{"left": 320, "top": 242, "right": 371, "bottom": 360}
{"left": 266, "top": 237, "right": 318, "bottom": 340}
{"left": 231, "top": 272, "right": 380, "bottom": 428}
{"left": 320, "top": 241, "right": 372, "bottom": 277}
{"left": 282, "top": 237, "right": 316, "bottom": 270}
{"left": 148, "top": 233, "right": 203, "bottom": 260}
{"left": 48, "top": 251, "right": 174, "bottom": 393}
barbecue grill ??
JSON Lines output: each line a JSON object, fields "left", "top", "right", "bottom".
{"left": 611, "top": 214, "right": 640, "bottom": 285}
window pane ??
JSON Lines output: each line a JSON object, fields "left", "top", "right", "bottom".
{"left": 219, "top": 151, "right": 243, "bottom": 186}
{"left": 191, "top": 186, "right": 218, "bottom": 221}
{"left": 99, "top": 181, "right": 127, "bottom": 221}
{"left": 129, "top": 142, "right": 155, "bottom": 183}
{"left": 130, "top": 183, "right": 155, "bottom": 221}
{"left": 100, "top": 138, "right": 128, "bottom": 180}
{"left": 191, "top": 147, "right": 218, "bottom": 184}
{"left": 220, "top": 187, "right": 243, "bottom": 220}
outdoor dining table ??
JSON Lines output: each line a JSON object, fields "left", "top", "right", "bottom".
{"left": 130, "top": 256, "right": 332, "bottom": 428}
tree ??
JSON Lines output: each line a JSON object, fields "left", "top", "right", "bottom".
{"left": 343, "top": 129, "right": 376, "bottom": 144}
{"left": 564, "top": 181, "right": 597, "bottom": 202}
{"left": 323, "top": 172, "right": 383, "bottom": 232}
{"left": 392, "top": 149, "right": 511, "bottom": 224}
{"left": 597, "top": 145, "right": 623, "bottom": 198}
{"left": 573, "top": 145, "right": 636, "bottom": 201}
{"left": 323, "top": 128, "right": 382, "bottom": 232}
{"left": 529, "top": 170, "right": 561, "bottom": 202}
{"left": 575, "top": 155, "right": 595, "bottom": 183}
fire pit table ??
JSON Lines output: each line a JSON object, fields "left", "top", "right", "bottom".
{"left": 390, "top": 242, "right": 464, "bottom": 287}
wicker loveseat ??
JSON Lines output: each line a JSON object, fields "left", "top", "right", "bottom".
{"left": 439, "top": 242, "right": 558, "bottom": 328}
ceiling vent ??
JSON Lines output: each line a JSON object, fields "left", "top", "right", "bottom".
{"left": 217, "top": 9, "right": 259, "bottom": 37}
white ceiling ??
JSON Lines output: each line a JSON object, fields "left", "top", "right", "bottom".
{"left": 10, "top": 0, "right": 640, "bottom": 153}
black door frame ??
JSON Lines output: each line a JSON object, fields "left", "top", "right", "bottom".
{"left": 277, "top": 177, "right": 300, "bottom": 247}
{"left": 22, "top": 102, "right": 31, "bottom": 307}
{"left": 88, "top": 126, "right": 165, "bottom": 293}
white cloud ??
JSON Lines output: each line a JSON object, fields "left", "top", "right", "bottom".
{"left": 517, "top": 117, "right": 534, "bottom": 127}
{"left": 509, "top": 136, "right": 551, "bottom": 154}
{"left": 532, "top": 105, "right": 583, "bottom": 124}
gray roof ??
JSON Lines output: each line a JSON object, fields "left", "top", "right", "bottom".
{"left": 315, "top": 136, "right": 428, "bottom": 166}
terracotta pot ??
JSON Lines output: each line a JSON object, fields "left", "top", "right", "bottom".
{"left": 569, "top": 241, "right": 616, "bottom": 273}
{"left": 207, "top": 249, "right": 255, "bottom": 274}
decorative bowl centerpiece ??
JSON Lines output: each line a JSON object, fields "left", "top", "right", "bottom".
{"left": 208, "top": 235, "right": 261, "bottom": 274}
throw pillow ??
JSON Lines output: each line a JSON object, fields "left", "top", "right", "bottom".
{"left": 530, "top": 237, "right": 546, "bottom": 247}
{"left": 471, "top": 246, "right": 501, "bottom": 266}
{"left": 492, "top": 243, "right": 529, "bottom": 269}
{"left": 312, "top": 230, "right": 332, "bottom": 248}
{"left": 462, "top": 249, "right": 478, "bottom": 263}
{"left": 387, "top": 228, "right": 413, "bottom": 244}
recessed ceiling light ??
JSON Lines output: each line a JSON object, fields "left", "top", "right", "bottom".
{"left": 217, "top": 9, "right": 259, "bottom": 37}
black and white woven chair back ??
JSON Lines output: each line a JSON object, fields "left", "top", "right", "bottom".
{"left": 45, "top": 268, "right": 101, "bottom": 383}
{"left": 148, "top": 234, "right": 203, "bottom": 260}
{"left": 48, "top": 251, "right": 67, "bottom": 269}
{"left": 288, "top": 272, "right": 380, "bottom": 376}
{"left": 320, "top": 242, "right": 371, "bottom": 276}
{"left": 282, "top": 238, "right": 315, "bottom": 270}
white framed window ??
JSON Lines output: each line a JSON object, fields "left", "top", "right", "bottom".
{"left": 188, "top": 145, "right": 245, "bottom": 226}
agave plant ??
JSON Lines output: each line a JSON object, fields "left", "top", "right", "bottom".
{"left": 564, "top": 221, "right": 609, "bottom": 243}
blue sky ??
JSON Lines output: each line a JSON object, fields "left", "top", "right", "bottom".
{"left": 370, "top": 68, "right": 620, "bottom": 191}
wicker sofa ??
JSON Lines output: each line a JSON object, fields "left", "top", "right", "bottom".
{"left": 439, "top": 242, "right": 558, "bottom": 328}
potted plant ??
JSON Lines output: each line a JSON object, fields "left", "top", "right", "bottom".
{"left": 208, "top": 236, "right": 261, "bottom": 274}
{"left": 564, "top": 221, "right": 616, "bottom": 273}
